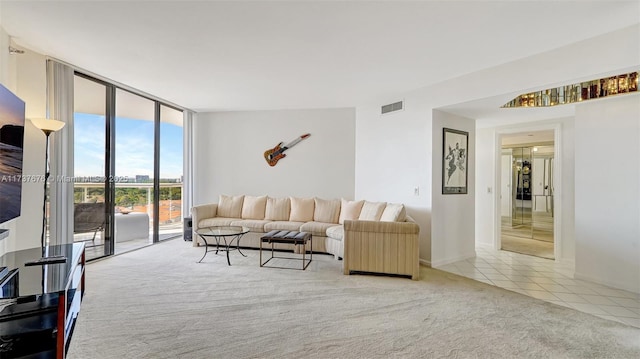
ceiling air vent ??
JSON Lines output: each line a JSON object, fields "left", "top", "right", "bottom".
{"left": 381, "top": 101, "right": 403, "bottom": 114}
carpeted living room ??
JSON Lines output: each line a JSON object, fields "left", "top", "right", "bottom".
{"left": 1, "top": 1, "right": 639, "bottom": 359}
{"left": 67, "top": 238, "right": 639, "bottom": 358}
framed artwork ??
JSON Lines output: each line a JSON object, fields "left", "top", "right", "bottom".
{"left": 442, "top": 128, "right": 468, "bottom": 194}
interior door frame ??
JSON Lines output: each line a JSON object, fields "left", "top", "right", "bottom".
{"left": 494, "top": 123, "right": 562, "bottom": 261}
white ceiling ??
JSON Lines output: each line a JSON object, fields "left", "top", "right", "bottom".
{"left": 1, "top": 1, "right": 639, "bottom": 113}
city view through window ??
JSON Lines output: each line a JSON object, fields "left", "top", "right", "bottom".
{"left": 74, "top": 113, "right": 183, "bottom": 221}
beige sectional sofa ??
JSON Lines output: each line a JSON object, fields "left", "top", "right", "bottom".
{"left": 192, "top": 195, "right": 420, "bottom": 279}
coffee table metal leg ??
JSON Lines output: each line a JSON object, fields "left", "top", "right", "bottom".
{"left": 259, "top": 239, "right": 263, "bottom": 266}
{"left": 235, "top": 234, "right": 247, "bottom": 257}
{"left": 198, "top": 236, "right": 209, "bottom": 263}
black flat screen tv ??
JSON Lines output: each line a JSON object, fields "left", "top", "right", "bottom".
{"left": 0, "top": 84, "right": 25, "bottom": 225}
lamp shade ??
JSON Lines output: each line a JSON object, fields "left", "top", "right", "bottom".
{"left": 30, "top": 118, "right": 65, "bottom": 133}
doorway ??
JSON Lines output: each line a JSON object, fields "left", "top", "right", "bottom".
{"left": 499, "top": 131, "right": 555, "bottom": 259}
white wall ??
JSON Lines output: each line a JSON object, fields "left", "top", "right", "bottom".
{"left": 431, "top": 110, "right": 475, "bottom": 266}
{"left": 355, "top": 95, "right": 432, "bottom": 262}
{"left": 500, "top": 152, "right": 512, "bottom": 217}
{"left": 193, "top": 108, "right": 355, "bottom": 203}
{"left": 475, "top": 127, "right": 496, "bottom": 248}
{"left": 0, "top": 30, "right": 48, "bottom": 255}
{"left": 574, "top": 94, "right": 640, "bottom": 293}
{"left": 354, "top": 26, "right": 638, "bottom": 266}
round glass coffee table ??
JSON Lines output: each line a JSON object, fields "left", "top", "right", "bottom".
{"left": 196, "top": 226, "right": 250, "bottom": 266}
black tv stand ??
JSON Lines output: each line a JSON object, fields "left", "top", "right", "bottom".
{"left": 0, "top": 243, "right": 85, "bottom": 359}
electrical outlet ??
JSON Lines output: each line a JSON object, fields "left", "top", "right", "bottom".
{"left": 414, "top": 186, "right": 420, "bottom": 196}
{"left": 487, "top": 187, "right": 492, "bottom": 194}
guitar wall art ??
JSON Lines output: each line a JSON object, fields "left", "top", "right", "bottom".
{"left": 263, "top": 133, "right": 310, "bottom": 166}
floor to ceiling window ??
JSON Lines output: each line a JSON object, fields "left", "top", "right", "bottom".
{"left": 159, "top": 105, "right": 184, "bottom": 240}
{"left": 73, "top": 74, "right": 109, "bottom": 260}
{"left": 73, "top": 73, "right": 184, "bottom": 261}
{"left": 113, "top": 88, "right": 156, "bottom": 254}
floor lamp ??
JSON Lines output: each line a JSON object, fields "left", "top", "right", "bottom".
{"left": 26, "top": 118, "right": 67, "bottom": 266}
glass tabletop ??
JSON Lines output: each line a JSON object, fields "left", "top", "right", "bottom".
{"left": 196, "top": 226, "right": 250, "bottom": 237}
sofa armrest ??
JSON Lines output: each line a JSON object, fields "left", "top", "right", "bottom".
{"left": 191, "top": 203, "right": 218, "bottom": 247}
{"left": 344, "top": 219, "right": 419, "bottom": 235}
{"left": 343, "top": 219, "right": 420, "bottom": 280}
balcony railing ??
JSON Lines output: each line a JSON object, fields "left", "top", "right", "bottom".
{"left": 73, "top": 182, "right": 183, "bottom": 257}
{"left": 74, "top": 182, "right": 182, "bottom": 222}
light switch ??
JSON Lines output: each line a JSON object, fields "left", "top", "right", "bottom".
{"left": 414, "top": 186, "right": 420, "bottom": 196}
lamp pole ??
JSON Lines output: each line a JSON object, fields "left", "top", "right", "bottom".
{"left": 26, "top": 118, "right": 66, "bottom": 266}
{"left": 40, "top": 129, "right": 53, "bottom": 257}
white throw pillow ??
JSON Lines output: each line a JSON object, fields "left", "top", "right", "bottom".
{"left": 241, "top": 195, "right": 267, "bottom": 219}
{"left": 380, "top": 203, "right": 406, "bottom": 222}
{"left": 289, "top": 197, "right": 315, "bottom": 222}
{"left": 265, "top": 197, "right": 291, "bottom": 221}
{"left": 314, "top": 198, "right": 341, "bottom": 223}
{"left": 358, "top": 201, "right": 386, "bottom": 221}
{"left": 217, "top": 195, "right": 245, "bottom": 218}
{"left": 339, "top": 199, "right": 364, "bottom": 224}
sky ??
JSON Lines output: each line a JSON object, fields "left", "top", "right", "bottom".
{"left": 0, "top": 84, "right": 25, "bottom": 128}
{"left": 74, "top": 113, "right": 183, "bottom": 179}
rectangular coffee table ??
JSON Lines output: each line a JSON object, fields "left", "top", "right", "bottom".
{"left": 260, "top": 230, "right": 312, "bottom": 270}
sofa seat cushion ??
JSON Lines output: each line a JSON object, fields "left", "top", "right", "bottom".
{"left": 264, "top": 221, "right": 305, "bottom": 232}
{"left": 198, "top": 217, "right": 237, "bottom": 228}
{"left": 326, "top": 225, "right": 344, "bottom": 241}
{"left": 230, "top": 219, "right": 272, "bottom": 232}
{"left": 300, "top": 221, "right": 336, "bottom": 237}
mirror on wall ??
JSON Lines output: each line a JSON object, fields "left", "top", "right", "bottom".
{"left": 500, "top": 142, "right": 555, "bottom": 260}
{"left": 512, "top": 146, "right": 533, "bottom": 229}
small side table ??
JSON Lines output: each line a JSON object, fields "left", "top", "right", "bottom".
{"left": 260, "top": 230, "right": 312, "bottom": 270}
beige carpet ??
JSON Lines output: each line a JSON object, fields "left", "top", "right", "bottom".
{"left": 67, "top": 239, "right": 640, "bottom": 359}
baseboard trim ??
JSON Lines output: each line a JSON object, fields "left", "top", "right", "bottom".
{"left": 574, "top": 271, "right": 640, "bottom": 295}
{"left": 555, "top": 257, "right": 575, "bottom": 267}
{"left": 419, "top": 258, "right": 431, "bottom": 267}
{"left": 475, "top": 242, "right": 494, "bottom": 250}
{"left": 431, "top": 251, "right": 476, "bottom": 268}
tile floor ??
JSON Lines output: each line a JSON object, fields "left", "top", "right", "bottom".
{"left": 437, "top": 246, "right": 640, "bottom": 328}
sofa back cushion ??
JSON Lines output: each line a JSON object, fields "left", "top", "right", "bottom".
{"left": 380, "top": 203, "right": 406, "bottom": 222}
{"left": 289, "top": 197, "right": 315, "bottom": 222}
{"left": 359, "top": 201, "right": 386, "bottom": 221}
{"left": 314, "top": 198, "right": 341, "bottom": 223}
{"left": 339, "top": 199, "right": 364, "bottom": 224}
{"left": 218, "top": 195, "right": 245, "bottom": 218}
{"left": 241, "top": 195, "right": 267, "bottom": 219}
{"left": 265, "top": 197, "right": 291, "bottom": 221}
